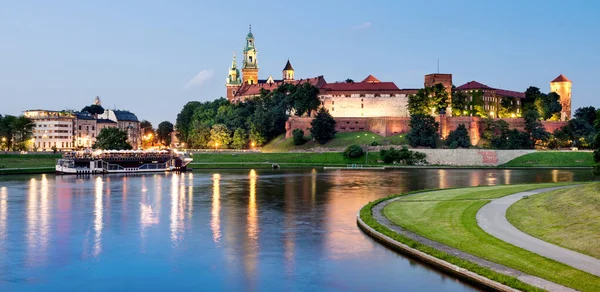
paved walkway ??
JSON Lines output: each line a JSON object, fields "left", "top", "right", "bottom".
{"left": 372, "top": 192, "right": 574, "bottom": 292}
{"left": 477, "top": 186, "right": 600, "bottom": 277}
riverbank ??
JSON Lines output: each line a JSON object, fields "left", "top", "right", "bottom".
{"left": 359, "top": 184, "right": 600, "bottom": 292}
{"left": 507, "top": 183, "right": 600, "bottom": 259}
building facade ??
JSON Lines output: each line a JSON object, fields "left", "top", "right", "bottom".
{"left": 24, "top": 110, "right": 75, "bottom": 151}
{"left": 455, "top": 81, "right": 525, "bottom": 118}
{"left": 74, "top": 113, "right": 97, "bottom": 148}
{"left": 98, "top": 109, "right": 141, "bottom": 149}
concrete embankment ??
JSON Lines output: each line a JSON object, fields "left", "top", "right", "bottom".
{"left": 413, "top": 149, "right": 535, "bottom": 166}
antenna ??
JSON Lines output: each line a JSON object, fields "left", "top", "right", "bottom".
{"left": 437, "top": 59, "right": 440, "bottom": 74}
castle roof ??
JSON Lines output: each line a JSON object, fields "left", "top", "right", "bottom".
{"left": 234, "top": 76, "right": 327, "bottom": 97}
{"left": 361, "top": 75, "right": 381, "bottom": 83}
{"left": 97, "top": 118, "right": 117, "bottom": 124}
{"left": 283, "top": 60, "right": 294, "bottom": 71}
{"left": 112, "top": 110, "right": 139, "bottom": 122}
{"left": 495, "top": 89, "right": 525, "bottom": 99}
{"left": 321, "top": 81, "right": 400, "bottom": 92}
{"left": 551, "top": 74, "right": 571, "bottom": 83}
{"left": 456, "top": 81, "right": 494, "bottom": 90}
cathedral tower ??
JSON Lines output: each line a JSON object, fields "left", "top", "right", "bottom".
{"left": 226, "top": 53, "right": 242, "bottom": 100}
{"left": 242, "top": 25, "right": 259, "bottom": 85}
{"left": 282, "top": 59, "right": 295, "bottom": 82}
{"left": 550, "top": 74, "right": 572, "bottom": 121}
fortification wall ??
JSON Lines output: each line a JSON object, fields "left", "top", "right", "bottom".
{"left": 321, "top": 95, "right": 409, "bottom": 118}
{"left": 413, "top": 149, "right": 535, "bottom": 166}
{"left": 286, "top": 116, "right": 568, "bottom": 143}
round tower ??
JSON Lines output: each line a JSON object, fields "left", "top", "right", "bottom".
{"left": 550, "top": 74, "right": 572, "bottom": 121}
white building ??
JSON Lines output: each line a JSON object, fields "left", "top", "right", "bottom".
{"left": 23, "top": 110, "right": 75, "bottom": 151}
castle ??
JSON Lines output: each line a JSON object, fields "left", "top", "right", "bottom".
{"left": 225, "top": 26, "right": 572, "bottom": 141}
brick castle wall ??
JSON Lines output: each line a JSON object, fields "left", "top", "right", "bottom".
{"left": 286, "top": 116, "right": 567, "bottom": 145}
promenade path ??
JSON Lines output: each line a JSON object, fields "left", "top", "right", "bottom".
{"left": 477, "top": 186, "right": 600, "bottom": 277}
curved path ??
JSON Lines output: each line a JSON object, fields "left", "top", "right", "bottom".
{"left": 477, "top": 186, "right": 600, "bottom": 277}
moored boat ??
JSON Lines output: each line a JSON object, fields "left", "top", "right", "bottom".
{"left": 55, "top": 149, "right": 193, "bottom": 174}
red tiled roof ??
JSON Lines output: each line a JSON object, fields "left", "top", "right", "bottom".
{"left": 321, "top": 81, "right": 400, "bottom": 92}
{"left": 551, "top": 74, "right": 571, "bottom": 83}
{"left": 456, "top": 81, "right": 493, "bottom": 90}
{"left": 361, "top": 75, "right": 381, "bottom": 83}
{"left": 234, "top": 76, "right": 327, "bottom": 97}
{"left": 495, "top": 89, "right": 525, "bottom": 99}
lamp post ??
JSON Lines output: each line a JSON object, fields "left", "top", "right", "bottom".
{"left": 215, "top": 142, "right": 219, "bottom": 151}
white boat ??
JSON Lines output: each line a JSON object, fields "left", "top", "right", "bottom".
{"left": 56, "top": 149, "right": 193, "bottom": 174}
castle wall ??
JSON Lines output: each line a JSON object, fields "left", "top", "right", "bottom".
{"left": 286, "top": 116, "right": 567, "bottom": 145}
{"left": 320, "top": 95, "right": 409, "bottom": 118}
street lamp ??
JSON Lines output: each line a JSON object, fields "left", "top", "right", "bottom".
{"left": 215, "top": 142, "right": 219, "bottom": 151}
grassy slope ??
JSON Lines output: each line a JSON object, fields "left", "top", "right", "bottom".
{"left": 383, "top": 184, "right": 600, "bottom": 292}
{"left": 501, "top": 151, "right": 594, "bottom": 167}
{"left": 261, "top": 132, "right": 407, "bottom": 152}
{"left": 192, "top": 152, "right": 370, "bottom": 165}
{"left": 0, "top": 154, "right": 60, "bottom": 168}
{"left": 507, "top": 183, "right": 600, "bottom": 259}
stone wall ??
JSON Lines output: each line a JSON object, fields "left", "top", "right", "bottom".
{"left": 286, "top": 116, "right": 568, "bottom": 144}
{"left": 412, "top": 149, "right": 535, "bottom": 166}
{"left": 320, "top": 95, "right": 409, "bottom": 118}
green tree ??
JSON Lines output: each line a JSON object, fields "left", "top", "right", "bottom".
{"left": 506, "top": 129, "right": 533, "bottom": 149}
{"left": 310, "top": 108, "right": 337, "bottom": 144}
{"left": 81, "top": 104, "right": 105, "bottom": 116}
{"left": 407, "top": 114, "right": 439, "bottom": 148}
{"left": 451, "top": 89, "right": 469, "bottom": 116}
{"left": 524, "top": 110, "right": 549, "bottom": 147}
{"left": 231, "top": 128, "right": 248, "bottom": 149}
{"left": 446, "top": 124, "right": 471, "bottom": 148}
{"left": 535, "top": 92, "right": 562, "bottom": 120}
{"left": 11, "top": 116, "right": 35, "bottom": 148}
{"left": 249, "top": 124, "right": 267, "bottom": 146}
{"left": 209, "top": 124, "right": 232, "bottom": 148}
{"left": 94, "top": 127, "right": 132, "bottom": 150}
{"left": 157, "top": 121, "right": 174, "bottom": 146}
{"left": 408, "top": 85, "right": 449, "bottom": 116}
{"left": 408, "top": 88, "right": 430, "bottom": 115}
{"left": 594, "top": 109, "right": 600, "bottom": 175}
{"left": 524, "top": 86, "right": 541, "bottom": 113}
{"left": 574, "top": 106, "right": 597, "bottom": 126}
{"left": 189, "top": 121, "right": 211, "bottom": 148}
{"left": 345, "top": 78, "right": 354, "bottom": 83}
{"left": 431, "top": 83, "right": 449, "bottom": 114}
{"left": 140, "top": 120, "right": 155, "bottom": 148}
{"left": 379, "top": 147, "right": 427, "bottom": 165}
{"left": 292, "top": 129, "right": 306, "bottom": 145}
{"left": 291, "top": 82, "right": 321, "bottom": 117}
{"left": 498, "top": 96, "right": 518, "bottom": 118}
{"left": 0, "top": 115, "right": 17, "bottom": 150}
{"left": 482, "top": 119, "right": 510, "bottom": 149}
{"left": 468, "top": 90, "right": 486, "bottom": 117}
{"left": 343, "top": 144, "right": 364, "bottom": 158}
{"left": 176, "top": 101, "right": 202, "bottom": 144}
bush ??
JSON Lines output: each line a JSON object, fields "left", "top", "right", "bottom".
{"left": 292, "top": 129, "right": 306, "bottom": 145}
{"left": 343, "top": 144, "right": 364, "bottom": 158}
{"left": 371, "top": 141, "right": 379, "bottom": 146}
{"left": 379, "top": 147, "right": 427, "bottom": 165}
{"left": 446, "top": 124, "right": 471, "bottom": 148}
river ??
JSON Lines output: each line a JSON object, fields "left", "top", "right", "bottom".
{"left": 0, "top": 168, "right": 594, "bottom": 291}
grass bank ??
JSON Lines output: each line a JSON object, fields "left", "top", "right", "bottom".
{"left": 380, "top": 184, "right": 600, "bottom": 291}
{"left": 0, "top": 154, "right": 60, "bottom": 169}
{"left": 507, "top": 183, "right": 600, "bottom": 259}
{"left": 261, "top": 132, "right": 407, "bottom": 152}
{"left": 192, "top": 152, "right": 373, "bottom": 165}
{"left": 501, "top": 151, "right": 594, "bottom": 167}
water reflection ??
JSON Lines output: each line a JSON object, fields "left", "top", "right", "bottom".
{"left": 211, "top": 173, "right": 221, "bottom": 243}
{"left": 93, "top": 177, "right": 103, "bottom": 258}
{"left": 0, "top": 168, "right": 595, "bottom": 291}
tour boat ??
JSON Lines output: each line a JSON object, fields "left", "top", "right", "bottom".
{"left": 55, "top": 149, "right": 193, "bottom": 174}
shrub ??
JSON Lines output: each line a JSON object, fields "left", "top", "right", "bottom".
{"left": 292, "top": 129, "right": 306, "bottom": 145}
{"left": 371, "top": 141, "right": 379, "bottom": 146}
{"left": 379, "top": 147, "right": 427, "bottom": 165}
{"left": 446, "top": 124, "right": 471, "bottom": 148}
{"left": 343, "top": 144, "right": 364, "bottom": 158}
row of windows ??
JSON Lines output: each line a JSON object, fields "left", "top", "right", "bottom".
{"left": 34, "top": 129, "right": 70, "bottom": 133}
{"left": 37, "top": 141, "right": 73, "bottom": 148}
{"left": 34, "top": 136, "right": 70, "bottom": 139}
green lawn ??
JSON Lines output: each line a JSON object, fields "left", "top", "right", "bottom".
{"left": 501, "top": 151, "right": 594, "bottom": 167}
{"left": 192, "top": 152, "right": 372, "bottom": 165}
{"left": 261, "top": 132, "right": 407, "bottom": 152}
{"left": 383, "top": 184, "right": 600, "bottom": 292}
{"left": 0, "top": 154, "right": 60, "bottom": 169}
{"left": 507, "top": 183, "right": 600, "bottom": 259}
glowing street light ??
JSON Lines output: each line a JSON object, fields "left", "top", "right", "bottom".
{"left": 215, "top": 142, "right": 219, "bottom": 151}
{"left": 251, "top": 142, "right": 256, "bottom": 148}
{"left": 1, "top": 137, "right": 5, "bottom": 142}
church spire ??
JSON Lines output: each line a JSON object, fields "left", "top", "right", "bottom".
{"left": 226, "top": 52, "right": 241, "bottom": 86}
{"left": 242, "top": 25, "right": 258, "bottom": 84}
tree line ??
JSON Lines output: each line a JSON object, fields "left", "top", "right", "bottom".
{"left": 0, "top": 114, "right": 35, "bottom": 151}
{"left": 175, "top": 83, "right": 333, "bottom": 149}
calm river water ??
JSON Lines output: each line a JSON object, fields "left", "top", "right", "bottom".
{"left": 0, "top": 168, "right": 594, "bottom": 291}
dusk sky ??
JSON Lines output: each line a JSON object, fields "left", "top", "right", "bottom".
{"left": 1, "top": 0, "right": 599, "bottom": 125}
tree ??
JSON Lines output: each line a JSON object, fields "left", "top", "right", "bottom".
{"left": 292, "top": 129, "right": 306, "bottom": 145}
{"left": 574, "top": 106, "right": 597, "bottom": 126}
{"left": 408, "top": 88, "right": 430, "bottom": 115}
{"left": 446, "top": 124, "right": 471, "bottom": 148}
{"left": 175, "top": 101, "right": 202, "bottom": 144}
{"left": 431, "top": 83, "right": 449, "bottom": 115}
{"left": 535, "top": 92, "right": 562, "bottom": 120}
{"left": 407, "top": 85, "right": 449, "bottom": 116}
{"left": 499, "top": 96, "right": 518, "bottom": 118}
{"left": 594, "top": 109, "right": 600, "bottom": 175}
{"left": 140, "top": 120, "right": 155, "bottom": 148}
{"left": 291, "top": 82, "right": 321, "bottom": 117}
{"left": 524, "top": 110, "right": 549, "bottom": 147}
{"left": 468, "top": 90, "right": 486, "bottom": 117}
{"left": 451, "top": 89, "right": 469, "bottom": 117}
{"left": 209, "top": 124, "right": 232, "bottom": 148}
{"left": 379, "top": 147, "right": 427, "bottom": 165}
{"left": 81, "top": 104, "right": 105, "bottom": 116}
{"left": 506, "top": 129, "right": 533, "bottom": 149}
{"left": 343, "top": 145, "right": 364, "bottom": 158}
{"left": 482, "top": 119, "right": 510, "bottom": 149}
{"left": 0, "top": 115, "right": 17, "bottom": 150}
{"left": 10, "top": 116, "right": 35, "bottom": 149}
{"left": 94, "top": 127, "right": 132, "bottom": 150}
{"left": 231, "top": 128, "right": 248, "bottom": 149}
{"left": 157, "top": 121, "right": 174, "bottom": 146}
{"left": 310, "top": 108, "right": 336, "bottom": 144}
{"left": 524, "top": 86, "right": 541, "bottom": 112}
{"left": 407, "top": 114, "right": 439, "bottom": 148}
{"left": 345, "top": 78, "right": 354, "bottom": 83}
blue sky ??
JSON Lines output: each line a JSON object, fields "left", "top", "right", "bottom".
{"left": 1, "top": 0, "right": 599, "bottom": 126}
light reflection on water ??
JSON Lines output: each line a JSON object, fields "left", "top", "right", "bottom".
{"left": 0, "top": 168, "right": 594, "bottom": 291}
